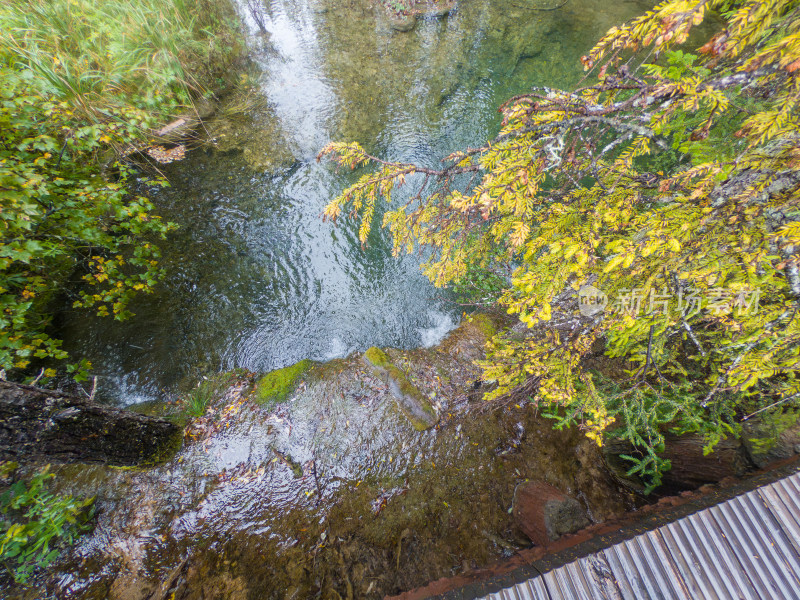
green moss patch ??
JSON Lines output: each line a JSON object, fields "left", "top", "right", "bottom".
{"left": 468, "top": 313, "right": 498, "bottom": 338}
{"left": 254, "top": 359, "right": 313, "bottom": 407}
{"left": 364, "top": 346, "right": 390, "bottom": 368}
{"left": 363, "top": 347, "right": 438, "bottom": 431}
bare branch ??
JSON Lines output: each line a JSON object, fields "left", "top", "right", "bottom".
{"left": 741, "top": 393, "right": 800, "bottom": 422}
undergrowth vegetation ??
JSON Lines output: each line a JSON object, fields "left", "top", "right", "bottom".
{"left": 0, "top": 0, "right": 241, "bottom": 383}
{"left": 0, "top": 66, "right": 175, "bottom": 381}
{"left": 0, "top": 1, "right": 241, "bottom": 582}
{"left": 0, "top": 465, "right": 94, "bottom": 585}
{"left": 0, "top": 0, "right": 240, "bottom": 122}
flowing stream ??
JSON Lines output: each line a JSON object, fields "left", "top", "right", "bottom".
{"left": 55, "top": 0, "right": 655, "bottom": 405}
{"left": 24, "top": 1, "right": 663, "bottom": 598}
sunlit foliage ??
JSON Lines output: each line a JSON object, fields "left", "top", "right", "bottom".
{"left": 320, "top": 0, "right": 800, "bottom": 488}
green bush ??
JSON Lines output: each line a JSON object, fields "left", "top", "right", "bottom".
{"left": 0, "top": 0, "right": 241, "bottom": 383}
{"left": 0, "top": 466, "right": 95, "bottom": 584}
{"left": 451, "top": 259, "right": 509, "bottom": 308}
{"left": 0, "top": 61, "right": 174, "bottom": 381}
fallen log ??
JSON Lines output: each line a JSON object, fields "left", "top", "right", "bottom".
{"left": 604, "top": 432, "right": 752, "bottom": 491}
{"left": 0, "top": 381, "right": 179, "bottom": 466}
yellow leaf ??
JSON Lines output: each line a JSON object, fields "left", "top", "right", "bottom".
{"left": 604, "top": 254, "right": 625, "bottom": 273}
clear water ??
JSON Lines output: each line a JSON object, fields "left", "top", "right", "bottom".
{"left": 20, "top": 2, "right": 664, "bottom": 598}
{"left": 55, "top": 0, "right": 655, "bottom": 404}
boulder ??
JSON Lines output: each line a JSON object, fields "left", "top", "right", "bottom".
{"left": 389, "top": 13, "right": 416, "bottom": 32}
{"left": 512, "top": 481, "right": 590, "bottom": 546}
{"left": 742, "top": 415, "right": 800, "bottom": 468}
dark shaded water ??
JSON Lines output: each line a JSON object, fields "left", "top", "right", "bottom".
{"left": 56, "top": 0, "right": 654, "bottom": 405}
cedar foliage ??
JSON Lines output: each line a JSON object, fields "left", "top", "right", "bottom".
{"left": 320, "top": 0, "right": 800, "bottom": 488}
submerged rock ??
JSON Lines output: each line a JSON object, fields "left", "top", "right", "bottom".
{"left": 389, "top": 13, "right": 416, "bottom": 31}
{"left": 202, "top": 98, "right": 296, "bottom": 173}
{"left": 512, "top": 481, "right": 590, "bottom": 545}
{"left": 386, "top": 1, "right": 456, "bottom": 32}
{"left": 415, "top": 0, "right": 457, "bottom": 19}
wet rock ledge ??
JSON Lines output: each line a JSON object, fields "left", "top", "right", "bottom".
{"left": 6, "top": 312, "right": 797, "bottom": 599}
{"left": 10, "top": 313, "right": 639, "bottom": 600}
{"left": 362, "top": 346, "right": 439, "bottom": 430}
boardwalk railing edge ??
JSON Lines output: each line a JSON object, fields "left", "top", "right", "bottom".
{"left": 433, "top": 459, "right": 800, "bottom": 600}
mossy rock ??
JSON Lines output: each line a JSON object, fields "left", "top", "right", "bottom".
{"left": 467, "top": 313, "right": 498, "bottom": 338}
{"left": 363, "top": 347, "right": 438, "bottom": 431}
{"left": 141, "top": 427, "right": 185, "bottom": 467}
{"left": 254, "top": 359, "right": 313, "bottom": 407}
{"left": 389, "top": 12, "right": 416, "bottom": 32}
{"left": 170, "top": 371, "right": 246, "bottom": 425}
{"left": 364, "top": 346, "right": 391, "bottom": 368}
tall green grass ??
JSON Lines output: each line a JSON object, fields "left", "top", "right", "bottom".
{"left": 0, "top": 0, "right": 240, "bottom": 125}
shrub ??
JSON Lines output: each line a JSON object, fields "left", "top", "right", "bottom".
{"left": 0, "top": 466, "right": 95, "bottom": 585}
{"left": 321, "top": 0, "right": 800, "bottom": 488}
{"left": 0, "top": 61, "right": 174, "bottom": 381}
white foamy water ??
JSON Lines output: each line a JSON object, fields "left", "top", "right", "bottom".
{"left": 324, "top": 336, "right": 348, "bottom": 360}
{"left": 418, "top": 310, "right": 457, "bottom": 348}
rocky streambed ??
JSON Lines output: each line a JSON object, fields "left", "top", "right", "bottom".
{"left": 11, "top": 314, "right": 638, "bottom": 599}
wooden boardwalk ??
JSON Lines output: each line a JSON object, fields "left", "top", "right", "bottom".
{"left": 476, "top": 471, "right": 800, "bottom": 600}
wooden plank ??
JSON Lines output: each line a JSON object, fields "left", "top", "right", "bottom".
{"left": 758, "top": 481, "right": 800, "bottom": 557}
{"left": 659, "top": 519, "right": 721, "bottom": 599}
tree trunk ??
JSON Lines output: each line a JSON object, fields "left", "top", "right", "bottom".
{"left": 0, "top": 381, "right": 179, "bottom": 466}
{"left": 658, "top": 433, "right": 751, "bottom": 488}
{"left": 603, "top": 433, "right": 752, "bottom": 491}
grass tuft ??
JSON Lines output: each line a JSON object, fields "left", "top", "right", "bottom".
{"left": 185, "top": 383, "right": 214, "bottom": 417}
{"left": 0, "top": 0, "right": 241, "bottom": 130}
